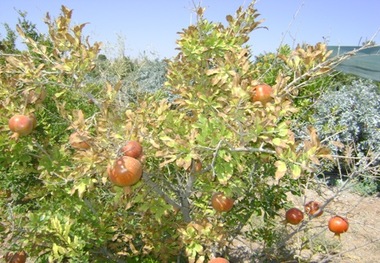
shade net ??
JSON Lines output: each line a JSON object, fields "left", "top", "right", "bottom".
{"left": 328, "top": 46, "right": 380, "bottom": 82}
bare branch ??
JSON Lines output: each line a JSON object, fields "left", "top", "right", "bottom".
{"left": 230, "top": 146, "right": 276, "bottom": 155}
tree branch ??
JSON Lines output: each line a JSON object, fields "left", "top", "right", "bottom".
{"left": 142, "top": 172, "right": 181, "bottom": 211}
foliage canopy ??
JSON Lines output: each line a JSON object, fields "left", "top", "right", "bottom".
{"left": 0, "top": 3, "right": 371, "bottom": 262}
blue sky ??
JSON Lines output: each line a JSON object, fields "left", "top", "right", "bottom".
{"left": 1, "top": 0, "right": 379, "bottom": 59}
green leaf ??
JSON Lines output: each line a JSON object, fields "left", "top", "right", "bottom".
{"left": 71, "top": 182, "right": 86, "bottom": 198}
{"left": 193, "top": 243, "right": 203, "bottom": 254}
{"left": 216, "top": 162, "right": 234, "bottom": 185}
{"left": 291, "top": 164, "right": 302, "bottom": 179}
{"left": 54, "top": 90, "right": 66, "bottom": 98}
{"left": 52, "top": 243, "right": 66, "bottom": 257}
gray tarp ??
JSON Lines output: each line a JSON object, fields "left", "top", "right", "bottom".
{"left": 328, "top": 46, "right": 380, "bottom": 82}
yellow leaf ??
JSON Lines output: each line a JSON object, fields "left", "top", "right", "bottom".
{"left": 159, "top": 155, "right": 177, "bottom": 168}
{"left": 149, "top": 138, "right": 160, "bottom": 149}
{"left": 307, "top": 126, "right": 320, "bottom": 147}
{"left": 54, "top": 90, "right": 66, "bottom": 98}
{"left": 291, "top": 165, "right": 302, "bottom": 179}
{"left": 272, "top": 138, "right": 287, "bottom": 148}
{"left": 275, "top": 160, "right": 287, "bottom": 181}
{"left": 16, "top": 25, "right": 26, "bottom": 38}
{"left": 154, "top": 150, "right": 167, "bottom": 157}
{"left": 159, "top": 135, "right": 177, "bottom": 148}
{"left": 6, "top": 56, "right": 23, "bottom": 68}
{"left": 222, "top": 152, "right": 232, "bottom": 162}
{"left": 206, "top": 68, "right": 219, "bottom": 76}
{"left": 53, "top": 243, "right": 66, "bottom": 257}
{"left": 70, "top": 182, "right": 87, "bottom": 198}
{"left": 61, "top": 5, "right": 73, "bottom": 19}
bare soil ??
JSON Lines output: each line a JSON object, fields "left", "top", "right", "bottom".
{"left": 310, "top": 188, "right": 380, "bottom": 263}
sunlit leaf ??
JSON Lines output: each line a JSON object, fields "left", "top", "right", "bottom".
{"left": 291, "top": 164, "right": 302, "bottom": 179}
{"left": 275, "top": 160, "right": 287, "bottom": 181}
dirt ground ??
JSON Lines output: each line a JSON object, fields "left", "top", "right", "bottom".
{"left": 308, "top": 187, "right": 380, "bottom": 263}
{"left": 229, "top": 184, "right": 380, "bottom": 263}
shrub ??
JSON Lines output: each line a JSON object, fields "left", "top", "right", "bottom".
{"left": 313, "top": 79, "right": 380, "bottom": 165}
{"left": 118, "top": 57, "right": 168, "bottom": 104}
{"left": 87, "top": 53, "right": 168, "bottom": 106}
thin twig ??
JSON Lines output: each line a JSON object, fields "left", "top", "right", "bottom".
{"left": 230, "top": 146, "right": 276, "bottom": 155}
{"left": 319, "top": 237, "right": 380, "bottom": 263}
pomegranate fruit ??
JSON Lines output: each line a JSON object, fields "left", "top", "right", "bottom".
{"left": 120, "top": 140, "right": 143, "bottom": 159}
{"left": 108, "top": 156, "right": 143, "bottom": 187}
{"left": 8, "top": 114, "right": 35, "bottom": 137}
{"left": 211, "top": 192, "right": 234, "bottom": 212}
{"left": 5, "top": 250, "right": 27, "bottom": 263}
{"left": 250, "top": 84, "right": 273, "bottom": 104}
{"left": 209, "top": 257, "right": 229, "bottom": 263}
{"left": 304, "top": 201, "right": 323, "bottom": 217}
{"left": 285, "top": 207, "right": 304, "bottom": 225}
{"left": 328, "top": 215, "right": 349, "bottom": 237}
